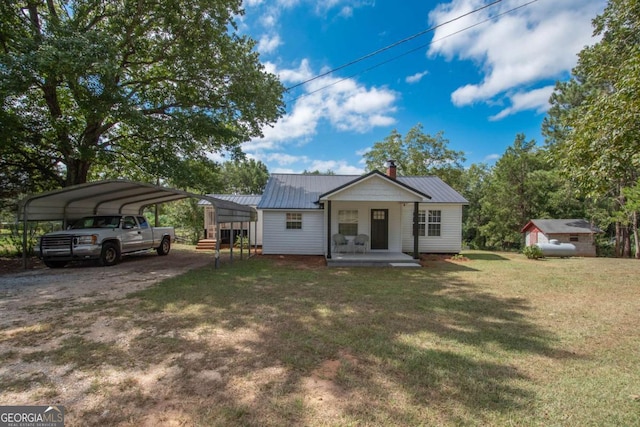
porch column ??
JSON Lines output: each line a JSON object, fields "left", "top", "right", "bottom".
{"left": 326, "top": 200, "right": 332, "bottom": 259}
{"left": 413, "top": 202, "right": 419, "bottom": 259}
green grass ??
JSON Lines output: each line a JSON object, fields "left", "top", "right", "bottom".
{"left": 2, "top": 251, "right": 639, "bottom": 426}
{"left": 122, "top": 252, "right": 640, "bottom": 426}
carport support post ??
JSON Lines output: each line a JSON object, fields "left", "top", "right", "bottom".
{"left": 254, "top": 217, "right": 258, "bottom": 256}
{"left": 215, "top": 221, "right": 221, "bottom": 269}
{"left": 240, "top": 221, "right": 244, "bottom": 260}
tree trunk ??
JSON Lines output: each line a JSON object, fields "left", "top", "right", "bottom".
{"left": 633, "top": 211, "right": 640, "bottom": 259}
{"left": 65, "top": 159, "right": 91, "bottom": 186}
{"left": 623, "top": 225, "right": 631, "bottom": 258}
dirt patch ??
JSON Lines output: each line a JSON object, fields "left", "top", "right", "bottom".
{"left": 301, "top": 350, "right": 360, "bottom": 419}
{"left": 0, "top": 246, "right": 215, "bottom": 329}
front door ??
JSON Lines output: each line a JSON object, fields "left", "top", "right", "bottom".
{"left": 370, "top": 209, "right": 389, "bottom": 250}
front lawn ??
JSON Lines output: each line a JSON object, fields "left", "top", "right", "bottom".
{"left": 1, "top": 252, "right": 639, "bottom": 426}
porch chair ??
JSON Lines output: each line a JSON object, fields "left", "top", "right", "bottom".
{"left": 353, "top": 234, "right": 369, "bottom": 253}
{"left": 332, "top": 233, "right": 349, "bottom": 253}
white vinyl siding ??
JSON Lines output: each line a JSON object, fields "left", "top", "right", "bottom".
{"left": 262, "top": 210, "right": 324, "bottom": 255}
{"left": 401, "top": 204, "right": 463, "bottom": 253}
{"left": 327, "top": 176, "right": 422, "bottom": 202}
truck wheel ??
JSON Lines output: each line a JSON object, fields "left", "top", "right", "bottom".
{"left": 157, "top": 237, "right": 171, "bottom": 256}
{"left": 100, "top": 242, "right": 120, "bottom": 266}
{"left": 44, "top": 260, "right": 67, "bottom": 268}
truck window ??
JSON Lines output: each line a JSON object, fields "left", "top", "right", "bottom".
{"left": 137, "top": 216, "right": 149, "bottom": 229}
{"left": 123, "top": 216, "right": 138, "bottom": 229}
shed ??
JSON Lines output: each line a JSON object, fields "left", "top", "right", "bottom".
{"left": 521, "top": 219, "right": 602, "bottom": 257}
{"left": 17, "top": 180, "right": 257, "bottom": 268}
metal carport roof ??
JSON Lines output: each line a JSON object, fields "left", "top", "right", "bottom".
{"left": 17, "top": 180, "right": 258, "bottom": 269}
{"left": 18, "top": 180, "right": 256, "bottom": 224}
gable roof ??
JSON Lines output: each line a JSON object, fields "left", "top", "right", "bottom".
{"left": 258, "top": 173, "right": 468, "bottom": 209}
{"left": 521, "top": 219, "right": 603, "bottom": 234}
{"left": 318, "top": 171, "right": 431, "bottom": 201}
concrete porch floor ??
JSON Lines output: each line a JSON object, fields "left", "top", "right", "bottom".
{"left": 326, "top": 251, "right": 421, "bottom": 267}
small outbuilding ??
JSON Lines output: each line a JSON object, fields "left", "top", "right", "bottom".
{"left": 521, "top": 219, "right": 602, "bottom": 257}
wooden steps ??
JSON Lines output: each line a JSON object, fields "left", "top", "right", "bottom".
{"left": 195, "top": 239, "right": 217, "bottom": 250}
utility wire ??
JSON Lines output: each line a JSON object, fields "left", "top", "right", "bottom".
{"left": 286, "top": 0, "right": 539, "bottom": 103}
{"left": 285, "top": 0, "right": 504, "bottom": 92}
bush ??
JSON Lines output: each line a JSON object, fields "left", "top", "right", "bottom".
{"left": 234, "top": 234, "right": 249, "bottom": 249}
{"left": 522, "top": 245, "right": 543, "bottom": 260}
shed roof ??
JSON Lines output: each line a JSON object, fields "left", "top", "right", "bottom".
{"left": 521, "top": 219, "right": 603, "bottom": 234}
{"left": 18, "top": 180, "right": 256, "bottom": 223}
{"left": 198, "top": 194, "right": 262, "bottom": 206}
{"left": 257, "top": 173, "right": 468, "bottom": 209}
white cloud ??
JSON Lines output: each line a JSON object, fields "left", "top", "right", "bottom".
{"left": 489, "top": 85, "right": 555, "bottom": 121}
{"left": 257, "top": 34, "right": 282, "bottom": 54}
{"left": 308, "top": 159, "right": 364, "bottom": 174}
{"left": 339, "top": 6, "right": 353, "bottom": 18}
{"left": 262, "top": 153, "right": 310, "bottom": 165}
{"left": 428, "top": 0, "right": 606, "bottom": 116}
{"left": 405, "top": 71, "right": 428, "bottom": 84}
{"left": 483, "top": 153, "right": 500, "bottom": 162}
{"left": 246, "top": 60, "right": 398, "bottom": 153}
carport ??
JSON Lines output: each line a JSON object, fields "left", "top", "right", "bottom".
{"left": 17, "top": 180, "right": 257, "bottom": 269}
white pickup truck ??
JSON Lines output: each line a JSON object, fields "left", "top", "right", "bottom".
{"left": 35, "top": 215, "right": 175, "bottom": 268}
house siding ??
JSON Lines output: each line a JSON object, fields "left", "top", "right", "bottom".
{"left": 327, "top": 178, "right": 423, "bottom": 202}
{"left": 262, "top": 210, "right": 324, "bottom": 255}
{"left": 401, "top": 204, "right": 463, "bottom": 253}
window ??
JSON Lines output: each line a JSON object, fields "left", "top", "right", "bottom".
{"left": 286, "top": 212, "right": 302, "bottom": 230}
{"left": 137, "top": 216, "right": 149, "bottom": 229}
{"left": 569, "top": 234, "right": 579, "bottom": 242}
{"left": 427, "top": 210, "right": 441, "bottom": 237}
{"left": 338, "top": 210, "right": 358, "bottom": 236}
{"left": 414, "top": 210, "right": 426, "bottom": 236}
{"left": 123, "top": 216, "right": 138, "bottom": 229}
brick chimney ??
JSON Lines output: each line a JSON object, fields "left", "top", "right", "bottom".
{"left": 387, "top": 159, "right": 397, "bottom": 179}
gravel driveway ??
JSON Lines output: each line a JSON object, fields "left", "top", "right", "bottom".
{"left": 0, "top": 246, "right": 216, "bottom": 328}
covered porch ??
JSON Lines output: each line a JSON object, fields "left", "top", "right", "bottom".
{"left": 326, "top": 251, "right": 421, "bottom": 267}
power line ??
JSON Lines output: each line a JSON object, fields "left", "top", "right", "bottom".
{"left": 285, "top": 0, "right": 504, "bottom": 92}
{"left": 286, "top": 0, "right": 539, "bottom": 103}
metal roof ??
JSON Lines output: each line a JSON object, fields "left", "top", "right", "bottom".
{"left": 198, "top": 194, "right": 262, "bottom": 206}
{"left": 258, "top": 173, "right": 468, "bottom": 209}
{"left": 18, "top": 180, "right": 257, "bottom": 223}
{"left": 522, "top": 219, "right": 603, "bottom": 234}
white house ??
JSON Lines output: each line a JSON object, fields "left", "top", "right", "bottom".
{"left": 257, "top": 165, "right": 468, "bottom": 258}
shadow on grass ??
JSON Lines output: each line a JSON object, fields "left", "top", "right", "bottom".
{"left": 463, "top": 252, "right": 511, "bottom": 261}
{"left": 124, "top": 258, "right": 578, "bottom": 425}
{"left": 8, "top": 257, "right": 577, "bottom": 425}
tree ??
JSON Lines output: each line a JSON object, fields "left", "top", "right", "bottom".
{"left": 220, "top": 159, "right": 269, "bottom": 194}
{"left": 459, "top": 163, "right": 491, "bottom": 249}
{"left": 363, "top": 124, "right": 466, "bottom": 190}
{"left": 476, "top": 135, "right": 549, "bottom": 249}
{"left": 543, "top": 0, "right": 640, "bottom": 257}
{"left": 0, "top": 0, "right": 284, "bottom": 188}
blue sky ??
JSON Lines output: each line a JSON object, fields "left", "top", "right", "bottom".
{"left": 232, "top": 0, "right": 607, "bottom": 174}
